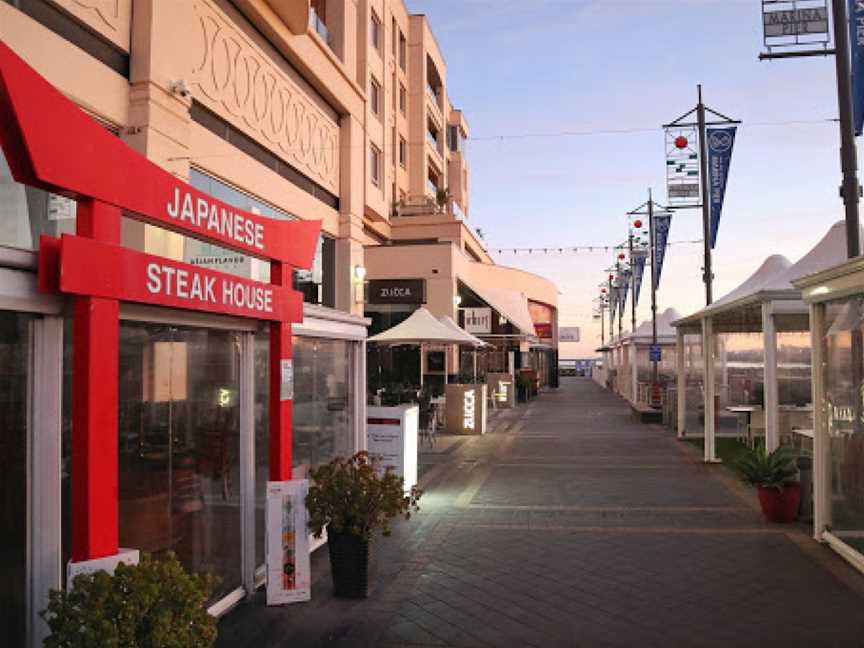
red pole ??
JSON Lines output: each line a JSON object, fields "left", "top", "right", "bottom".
{"left": 269, "top": 261, "right": 294, "bottom": 481}
{"left": 71, "top": 199, "right": 120, "bottom": 561}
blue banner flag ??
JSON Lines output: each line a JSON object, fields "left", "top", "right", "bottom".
{"left": 610, "top": 285, "right": 618, "bottom": 324}
{"left": 653, "top": 213, "right": 672, "bottom": 290}
{"left": 619, "top": 268, "right": 630, "bottom": 315}
{"left": 632, "top": 251, "right": 647, "bottom": 307}
{"left": 706, "top": 127, "right": 736, "bottom": 248}
{"left": 850, "top": 0, "right": 864, "bottom": 136}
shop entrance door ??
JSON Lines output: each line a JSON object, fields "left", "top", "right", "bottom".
{"left": 117, "top": 322, "right": 243, "bottom": 603}
{"left": 0, "top": 311, "right": 32, "bottom": 647}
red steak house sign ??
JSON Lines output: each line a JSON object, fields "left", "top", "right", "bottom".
{"left": 0, "top": 42, "right": 321, "bottom": 563}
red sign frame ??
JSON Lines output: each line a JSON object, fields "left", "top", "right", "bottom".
{"left": 0, "top": 42, "right": 322, "bottom": 563}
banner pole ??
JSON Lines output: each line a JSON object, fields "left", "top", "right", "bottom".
{"left": 832, "top": 0, "right": 861, "bottom": 258}
{"left": 649, "top": 189, "right": 659, "bottom": 389}
{"left": 697, "top": 85, "right": 713, "bottom": 306}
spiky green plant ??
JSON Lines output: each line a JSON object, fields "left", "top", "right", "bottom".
{"left": 733, "top": 445, "right": 798, "bottom": 491}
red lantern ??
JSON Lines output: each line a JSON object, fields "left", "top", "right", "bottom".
{"left": 674, "top": 135, "right": 688, "bottom": 149}
{"left": 609, "top": 274, "right": 614, "bottom": 280}
{"left": 601, "top": 288, "right": 606, "bottom": 293}
{"left": 618, "top": 253, "right": 625, "bottom": 260}
{"left": 633, "top": 219, "right": 642, "bottom": 229}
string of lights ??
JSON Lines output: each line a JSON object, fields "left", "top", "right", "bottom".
{"left": 491, "top": 239, "right": 703, "bottom": 255}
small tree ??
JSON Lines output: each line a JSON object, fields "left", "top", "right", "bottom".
{"left": 41, "top": 552, "right": 218, "bottom": 648}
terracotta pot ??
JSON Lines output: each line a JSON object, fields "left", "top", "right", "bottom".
{"left": 328, "top": 531, "right": 375, "bottom": 599}
{"left": 757, "top": 483, "right": 801, "bottom": 523}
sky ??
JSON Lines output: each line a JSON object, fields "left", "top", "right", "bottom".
{"left": 404, "top": 0, "right": 852, "bottom": 358}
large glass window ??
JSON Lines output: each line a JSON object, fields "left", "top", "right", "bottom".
{"left": 187, "top": 169, "right": 334, "bottom": 307}
{"left": 0, "top": 312, "right": 32, "bottom": 647}
{"left": 0, "top": 146, "right": 77, "bottom": 250}
{"left": 823, "top": 296, "right": 864, "bottom": 555}
{"left": 254, "top": 333, "right": 354, "bottom": 565}
{"left": 117, "top": 323, "right": 242, "bottom": 603}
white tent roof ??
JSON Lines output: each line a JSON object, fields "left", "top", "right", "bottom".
{"left": 367, "top": 307, "right": 470, "bottom": 345}
{"left": 780, "top": 220, "right": 863, "bottom": 286}
{"left": 461, "top": 281, "right": 537, "bottom": 338}
{"left": 439, "top": 316, "right": 487, "bottom": 347}
{"left": 624, "top": 308, "right": 682, "bottom": 344}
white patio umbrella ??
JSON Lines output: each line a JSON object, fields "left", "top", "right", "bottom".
{"left": 367, "top": 307, "right": 470, "bottom": 386}
{"left": 439, "top": 315, "right": 487, "bottom": 382}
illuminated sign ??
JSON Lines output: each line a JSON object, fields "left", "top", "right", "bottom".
{"left": 463, "top": 389, "right": 476, "bottom": 429}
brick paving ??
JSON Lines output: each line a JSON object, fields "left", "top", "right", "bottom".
{"left": 216, "top": 378, "right": 864, "bottom": 647}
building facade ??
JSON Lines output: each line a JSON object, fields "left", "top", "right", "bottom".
{"left": 0, "top": 2, "right": 557, "bottom": 646}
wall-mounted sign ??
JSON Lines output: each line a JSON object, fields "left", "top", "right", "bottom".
{"left": 649, "top": 345, "right": 662, "bottom": 362}
{"left": 367, "top": 279, "right": 425, "bottom": 304}
{"left": 486, "top": 373, "right": 514, "bottom": 408}
{"left": 559, "top": 327, "right": 581, "bottom": 343}
{"left": 762, "top": 1, "right": 829, "bottom": 45}
{"left": 280, "top": 359, "right": 294, "bottom": 401}
{"left": 463, "top": 307, "right": 492, "bottom": 334}
{"left": 266, "top": 480, "right": 311, "bottom": 606}
{"left": 367, "top": 405, "right": 419, "bottom": 491}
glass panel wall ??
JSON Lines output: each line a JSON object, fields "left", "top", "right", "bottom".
{"left": 0, "top": 312, "right": 32, "bottom": 647}
{"left": 117, "top": 323, "right": 242, "bottom": 603}
{"left": 823, "top": 296, "right": 864, "bottom": 555}
{"left": 683, "top": 332, "right": 705, "bottom": 436}
{"left": 255, "top": 333, "right": 355, "bottom": 566}
{"left": 0, "top": 145, "right": 77, "bottom": 250}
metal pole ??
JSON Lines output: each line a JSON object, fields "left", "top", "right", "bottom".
{"left": 600, "top": 304, "right": 605, "bottom": 345}
{"left": 648, "top": 190, "right": 658, "bottom": 388}
{"left": 832, "top": 0, "right": 862, "bottom": 259}
{"left": 617, "top": 262, "right": 623, "bottom": 341}
{"left": 629, "top": 232, "right": 636, "bottom": 335}
{"left": 697, "top": 84, "right": 713, "bottom": 305}
{"left": 608, "top": 276, "right": 613, "bottom": 342}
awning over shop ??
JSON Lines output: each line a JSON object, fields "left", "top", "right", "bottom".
{"left": 460, "top": 280, "right": 538, "bottom": 338}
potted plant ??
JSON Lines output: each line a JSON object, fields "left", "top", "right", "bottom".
{"left": 41, "top": 552, "right": 217, "bottom": 647}
{"left": 307, "top": 452, "right": 422, "bottom": 599}
{"left": 734, "top": 445, "right": 801, "bottom": 523}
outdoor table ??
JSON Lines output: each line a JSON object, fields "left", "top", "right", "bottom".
{"left": 727, "top": 405, "right": 763, "bottom": 448}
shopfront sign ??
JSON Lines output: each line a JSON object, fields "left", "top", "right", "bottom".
{"left": 487, "top": 373, "right": 514, "bottom": 408}
{"left": 445, "top": 384, "right": 487, "bottom": 434}
{"left": 463, "top": 307, "right": 492, "bottom": 334}
{"left": 265, "top": 480, "right": 311, "bottom": 606}
{"left": 762, "top": 1, "right": 829, "bottom": 42}
{"left": 534, "top": 323, "right": 553, "bottom": 339}
{"left": 559, "top": 327, "right": 580, "bottom": 343}
{"left": 0, "top": 42, "right": 321, "bottom": 564}
{"left": 367, "top": 279, "right": 425, "bottom": 304}
{"left": 56, "top": 236, "right": 302, "bottom": 322}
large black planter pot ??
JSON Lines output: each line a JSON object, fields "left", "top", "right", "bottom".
{"left": 328, "top": 532, "right": 375, "bottom": 599}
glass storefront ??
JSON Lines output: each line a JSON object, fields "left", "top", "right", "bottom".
{"left": 0, "top": 312, "right": 32, "bottom": 647}
{"left": 116, "top": 323, "right": 242, "bottom": 602}
{"left": 823, "top": 296, "right": 864, "bottom": 555}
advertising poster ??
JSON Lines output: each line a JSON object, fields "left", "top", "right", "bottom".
{"left": 266, "top": 480, "right": 311, "bottom": 606}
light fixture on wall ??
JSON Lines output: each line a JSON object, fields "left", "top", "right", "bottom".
{"left": 499, "top": 315, "right": 508, "bottom": 326}
{"left": 454, "top": 295, "right": 462, "bottom": 307}
{"left": 353, "top": 265, "right": 367, "bottom": 304}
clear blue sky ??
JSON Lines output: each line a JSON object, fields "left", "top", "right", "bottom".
{"left": 406, "top": 0, "right": 850, "bottom": 357}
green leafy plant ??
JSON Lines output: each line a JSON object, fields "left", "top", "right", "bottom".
{"left": 306, "top": 451, "right": 422, "bottom": 540}
{"left": 733, "top": 445, "right": 798, "bottom": 491}
{"left": 41, "top": 552, "right": 217, "bottom": 648}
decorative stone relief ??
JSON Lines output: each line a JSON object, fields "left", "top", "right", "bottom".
{"left": 50, "top": 0, "right": 130, "bottom": 50}
{"left": 191, "top": 1, "right": 340, "bottom": 194}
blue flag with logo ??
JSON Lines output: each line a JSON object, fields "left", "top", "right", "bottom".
{"left": 707, "top": 127, "right": 736, "bottom": 248}
{"left": 850, "top": 0, "right": 864, "bottom": 136}
{"left": 632, "top": 251, "right": 647, "bottom": 307}
{"left": 609, "top": 285, "right": 618, "bottom": 324}
{"left": 653, "top": 213, "right": 671, "bottom": 290}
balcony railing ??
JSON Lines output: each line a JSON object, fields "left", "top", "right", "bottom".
{"left": 309, "top": 8, "right": 333, "bottom": 49}
{"left": 426, "top": 84, "right": 442, "bottom": 109}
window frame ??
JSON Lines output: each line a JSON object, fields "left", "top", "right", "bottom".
{"left": 371, "top": 10, "right": 382, "bottom": 51}
{"left": 370, "top": 76, "right": 381, "bottom": 117}
{"left": 370, "top": 144, "right": 381, "bottom": 186}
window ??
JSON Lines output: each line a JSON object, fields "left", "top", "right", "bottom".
{"left": 371, "top": 11, "right": 381, "bottom": 51}
{"left": 399, "top": 31, "right": 406, "bottom": 70}
{"left": 370, "top": 77, "right": 381, "bottom": 117}
{"left": 392, "top": 18, "right": 397, "bottom": 56}
{"left": 399, "top": 136, "right": 407, "bottom": 167}
{"left": 370, "top": 145, "right": 381, "bottom": 186}
{"left": 399, "top": 84, "right": 407, "bottom": 115}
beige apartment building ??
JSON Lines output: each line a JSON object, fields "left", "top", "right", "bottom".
{"left": 0, "top": 0, "right": 556, "bottom": 643}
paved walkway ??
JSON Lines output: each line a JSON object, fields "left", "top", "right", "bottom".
{"left": 217, "top": 378, "right": 864, "bottom": 647}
